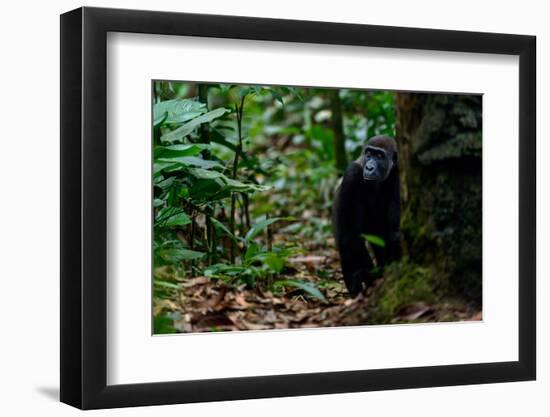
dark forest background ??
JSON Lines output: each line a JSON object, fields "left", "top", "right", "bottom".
{"left": 152, "top": 82, "right": 482, "bottom": 334}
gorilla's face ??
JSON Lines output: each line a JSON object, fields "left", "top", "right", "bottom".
{"left": 362, "top": 145, "right": 394, "bottom": 182}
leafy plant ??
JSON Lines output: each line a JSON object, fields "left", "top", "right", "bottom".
{"left": 273, "top": 279, "right": 327, "bottom": 303}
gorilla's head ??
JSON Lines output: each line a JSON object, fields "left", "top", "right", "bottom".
{"left": 361, "top": 135, "right": 398, "bottom": 182}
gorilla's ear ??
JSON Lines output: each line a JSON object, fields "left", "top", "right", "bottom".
{"left": 392, "top": 150, "right": 398, "bottom": 164}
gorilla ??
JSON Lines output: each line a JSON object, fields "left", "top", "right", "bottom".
{"left": 332, "top": 135, "right": 401, "bottom": 297}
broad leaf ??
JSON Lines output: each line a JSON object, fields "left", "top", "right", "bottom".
{"left": 189, "top": 178, "right": 226, "bottom": 200}
{"left": 187, "top": 168, "right": 224, "bottom": 180}
{"left": 362, "top": 234, "right": 386, "bottom": 248}
{"left": 245, "top": 217, "right": 294, "bottom": 242}
{"left": 153, "top": 111, "right": 168, "bottom": 128}
{"left": 244, "top": 243, "right": 260, "bottom": 263}
{"left": 153, "top": 161, "right": 179, "bottom": 176}
{"left": 156, "top": 207, "right": 191, "bottom": 228}
{"left": 153, "top": 315, "right": 178, "bottom": 334}
{"left": 224, "top": 178, "right": 269, "bottom": 192}
{"left": 154, "top": 176, "right": 176, "bottom": 191}
{"left": 153, "top": 279, "right": 180, "bottom": 289}
{"left": 204, "top": 263, "right": 246, "bottom": 277}
{"left": 263, "top": 252, "right": 285, "bottom": 273}
{"left": 157, "top": 156, "right": 223, "bottom": 169}
{"left": 210, "top": 217, "right": 241, "bottom": 242}
{"left": 154, "top": 144, "right": 210, "bottom": 159}
{"left": 153, "top": 99, "right": 206, "bottom": 127}
{"left": 161, "top": 107, "right": 230, "bottom": 143}
{"left": 308, "top": 124, "right": 335, "bottom": 160}
{"left": 158, "top": 248, "right": 205, "bottom": 263}
{"left": 275, "top": 279, "right": 327, "bottom": 303}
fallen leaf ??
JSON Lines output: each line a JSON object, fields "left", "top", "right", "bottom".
{"left": 395, "top": 302, "right": 434, "bottom": 321}
{"left": 181, "top": 276, "right": 210, "bottom": 287}
{"left": 471, "top": 311, "right": 483, "bottom": 321}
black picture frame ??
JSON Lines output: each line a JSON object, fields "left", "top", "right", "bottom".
{"left": 60, "top": 6, "right": 536, "bottom": 410}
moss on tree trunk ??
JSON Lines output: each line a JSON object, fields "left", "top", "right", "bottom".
{"left": 396, "top": 93, "right": 482, "bottom": 304}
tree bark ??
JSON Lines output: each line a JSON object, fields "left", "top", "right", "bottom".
{"left": 328, "top": 89, "right": 348, "bottom": 173}
{"left": 395, "top": 93, "right": 482, "bottom": 303}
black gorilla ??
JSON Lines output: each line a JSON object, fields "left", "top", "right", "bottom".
{"left": 332, "top": 135, "right": 401, "bottom": 297}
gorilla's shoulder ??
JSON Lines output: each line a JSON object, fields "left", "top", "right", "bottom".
{"left": 343, "top": 161, "right": 363, "bottom": 182}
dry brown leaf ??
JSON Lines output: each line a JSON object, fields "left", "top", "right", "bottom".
{"left": 264, "top": 310, "right": 278, "bottom": 323}
{"left": 471, "top": 311, "right": 483, "bottom": 321}
{"left": 234, "top": 293, "right": 250, "bottom": 307}
{"left": 240, "top": 319, "right": 273, "bottom": 331}
{"left": 194, "top": 312, "right": 234, "bottom": 329}
{"left": 181, "top": 276, "right": 210, "bottom": 288}
{"left": 394, "top": 302, "right": 434, "bottom": 321}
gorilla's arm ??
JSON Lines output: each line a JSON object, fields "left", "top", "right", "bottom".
{"left": 333, "top": 163, "right": 373, "bottom": 297}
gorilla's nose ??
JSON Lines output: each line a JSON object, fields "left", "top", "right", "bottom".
{"left": 365, "top": 161, "right": 375, "bottom": 172}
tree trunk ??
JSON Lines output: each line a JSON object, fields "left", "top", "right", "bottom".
{"left": 395, "top": 93, "right": 482, "bottom": 303}
{"left": 328, "top": 89, "right": 347, "bottom": 173}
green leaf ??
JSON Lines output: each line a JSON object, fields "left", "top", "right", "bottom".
{"left": 223, "top": 178, "right": 269, "bottom": 192}
{"left": 218, "top": 84, "right": 234, "bottom": 93}
{"left": 153, "top": 111, "right": 168, "bottom": 127}
{"left": 153, "top": 161, "right": 179, "bottom": 176}
{"left": 178, "top": 187, "right": 190, "bottom": 199}
{"left": 157, "top": 156, "right": 223, "bottom": 169}
{"left": 270, "top": 89, "right": 285, "bottom": 106}
{"left": 244, "top": 242, "right": 260, "bottom": 262}
{"left": 210, "top": 217, "right": 241, "bottom": 242}
{"left": 154, "top": 144, "right": 209, "bottom": 159}
{"left": 187, "top": 167, "right": 224, "bottom": 180}
{"left": 275, "top": 279, "right": 327, "bottom": 303}
{"left": 156, "top": 207, "right": 191, "bottom": 228}
{"left": 308, "top": 125, "right": 335, "bottom": 160}
{"left": 263, "top": 252, "right": 285, "bottom": 273}
{"left": 237, "top": 86, "right": 256, "bottom": 98}
{"left": 153, "top": 99, "right": 206, "bottom": 126}
{"left": 189, "top": 178, "right": 226, "bottom": 200}
{"left": 245, "top": 216, "right": 294, "bottom": 242}
{"left": 362, "top": 234, "right": 386, "bottom": 248}
{"left": 204, "top": 263, "right": 246, "bottom": 278}
{"left": 158, "top": 248, "right": 205, "bottom": 263}
{"left": 161, "top": 107, "right": 230, "bottom": 143}
{"left": 153, "top": 315, "right": 178, "bottom": 334}
{"left": 154, "top": 279, "right": 180, "bottom": 289}
{"left": 154, "top": 176, "right": 176, "bottom": 190}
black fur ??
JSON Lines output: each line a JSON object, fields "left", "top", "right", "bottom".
{"left": 332, "top": 135, "right": 401, "bottom": 297}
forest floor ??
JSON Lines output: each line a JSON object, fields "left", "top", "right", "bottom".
{"left": 155, "top": 234, "right": 482, "bottom": 333}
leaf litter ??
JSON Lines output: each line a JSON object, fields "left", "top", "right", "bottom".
{"left": 156, "top": 247, "right": 481, "bottom": 333}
